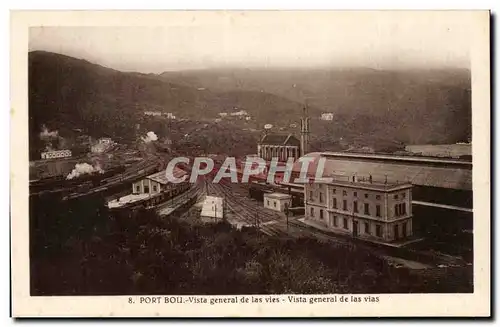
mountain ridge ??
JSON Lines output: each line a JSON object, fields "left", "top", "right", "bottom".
{"left": 29, "top": 51, "right": 472, "bottom": 158}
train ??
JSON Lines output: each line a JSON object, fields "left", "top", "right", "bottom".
{"left": 29, "top": 165, "right": 127, "bottom": 195}
{"left": 108, "top": 181, "right": 192, "bottom": 211}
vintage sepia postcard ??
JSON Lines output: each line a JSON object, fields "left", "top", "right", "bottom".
{"left": 10, "top": 10, "right": 490, "bottom": 317}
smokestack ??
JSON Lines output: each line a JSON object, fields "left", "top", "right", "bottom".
{"left": 300, "top": 104, "right": 310, "bottom": 157}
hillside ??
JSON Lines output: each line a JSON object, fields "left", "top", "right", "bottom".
{"left": 160, "top": 67, "right": 472, "bottom": 144}
{"left": 29, "top": 51, "right": 309, "bottom": 144}
{"left": 29, "top": 51, "right": 472, "bottom": 159}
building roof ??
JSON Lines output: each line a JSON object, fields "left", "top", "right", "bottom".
{"left": 107, "top": 193, "right": 150, "bottom": 208}
{"left": 265, "top": 192, "right": 292, "bottom": 200}
{"left": 291, "top": 152, "right": 472, "bottom": 191}
{"left": 260, "top": 133, "right": 300, "bottom": 146}
{"left": 146, "top": 167, "right": 187, "bottom": 185}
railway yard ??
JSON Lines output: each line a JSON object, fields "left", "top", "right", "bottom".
{"left": 29, "top": 142, "right": 472, "bottom": 282}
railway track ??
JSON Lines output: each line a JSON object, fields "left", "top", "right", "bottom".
{"left": 208, "top": 179, "right": 467, "bottom": 268}
{"left": 206, "top": 181, "right": 287, "bottom": 237}
{"left": 62, "top": 153, "right": 169, "bottom": 200}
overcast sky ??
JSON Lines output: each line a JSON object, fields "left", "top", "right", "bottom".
{"left": 29, "top": 12, "right": 472, "bottom": 73}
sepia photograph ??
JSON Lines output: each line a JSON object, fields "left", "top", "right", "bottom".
{"left": 10, "top": 10, "right": 490, "bottom": 317}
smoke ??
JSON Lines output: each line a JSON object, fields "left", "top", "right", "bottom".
{"left": 40, "top": 125, "right": 59, "bottom": 141}
{"left": 142, "top": 131, "right": 158, "bottom": 143}
{"left": 40, "top": 125, "right": 69, "bottom": 152}
{"left": 66, "top": 163, "right": 104, "bottom": 180}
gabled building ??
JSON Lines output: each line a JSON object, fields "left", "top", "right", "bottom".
{"left": 108, "top": 167, "right": 189, "bottom": 209}
{"left": 132, "top": 167, "right": 188, "bottom": 195}
{"left": 258, "top": 133, "right": 301, "bottom": 162}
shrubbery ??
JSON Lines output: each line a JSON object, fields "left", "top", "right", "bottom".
{"left": 30, "top": 197, "right": 472, "bottom": 295}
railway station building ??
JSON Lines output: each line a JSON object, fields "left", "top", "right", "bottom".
{"left": 298, "top": 151, "right": 472, "bottom": 243}
{"left": 132, "top": 167, "right": 188, "bottom": 196}
{"left": 108, "top": 167, "right": 189, "bottom": 209}
{"left": 305, "top": 179, "right": 413, "bottom": 242}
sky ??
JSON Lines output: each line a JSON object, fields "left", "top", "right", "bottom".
{"left": 29, "top": 11, "right": 473, "bottom": 73}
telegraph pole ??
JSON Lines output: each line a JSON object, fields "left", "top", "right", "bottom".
{"left": 284, "top": 203, "right": 290, "bottom": 232}
{"left": 223, "top": 196, "right": 226, "bottom": 221}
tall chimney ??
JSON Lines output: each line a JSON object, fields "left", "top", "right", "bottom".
{"left": 300, "top": 105, "right": 310, "bottom": 157}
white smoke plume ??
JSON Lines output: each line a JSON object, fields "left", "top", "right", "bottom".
{"left": 66, "top": 163, "right": 104, "bottom": 180}
{"left": 40, "top": 125, "right": 59, "bottom": 141}
{"left": 142, "top": 131, "right": 158, "bottom": 143}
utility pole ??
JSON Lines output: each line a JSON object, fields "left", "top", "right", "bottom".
{"left": 284, "top": 203, "right": 290, "bottom": 232}
{"left": 222, "top": 196, "right": 226, "bottom": 221}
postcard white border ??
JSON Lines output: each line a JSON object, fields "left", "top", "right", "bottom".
{"left": 10, "top": 10, "right": 491, "bottom": 317}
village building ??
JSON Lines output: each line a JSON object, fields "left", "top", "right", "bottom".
{"left": 320, "top": 113, "right": 334, "bottom": 121}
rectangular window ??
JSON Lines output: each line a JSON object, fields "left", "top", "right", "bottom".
{"left": 364, "top": 193, "right": 369, "bottom": 199}
{"left": 364, "top": 203, "right": 370, "bottom": 215}
{"left": 376, "top": 225, "right": 382, "bottom": 237}
{"left": 343, "top": 218, "right": 348, "bottom": 229}
{"left": 153, "top": 185, "right": 157, "bottom": 192}
{"left": 273, "top": 201, "right": 276, "bottom": 207}
{"left": 333, "top": 198, "right": 337, "bottom": 209}
{"left": 320, "top": 210, "right": 324, "bottom": 219}
{"left": 332, "top": 189, "right": 336, "bottom": 194}
{"left": 343, "top": 190, "right": 347, "bottom": 196}
{"left": 376, "top": 205, "right": 381, "bottom": 217}
{"left": 319, "top": 192, "right": 324, "bottom": 203}
{"left": 376, "top": 195, "right": 381, "bottom": 200}
{"left": 343, "top": 200, "right": 347, "bottom": 211}
{"left": 394, "top": 194, "right": 399, "bottom": 200}
{"left": 354, "top": 192, "right": 357, "bottom": 197}
{"left": 144, "top": 185, "right": 150, "bottom": 193}
{"left": 267, "top": 200, "right": 270, "bottom": 206}
{"left": 333, "top": 216, "right": 338, "bottom": 227}
{"left": 365, "top": 222, "right": 370, "bottom": 234}
{"left": 353, "top": 201, "right": 358, "bottom": 213}
{"left": 402, "top": 192, "right": 406, "bottom": 199}
{"left": 136, "top": 185, "right": 140, "bottom": 193}
{"left": 395, "top": 204, "right": 399, "bottom": 216}
{"left": 310, "top": 207, "right": 314, "bottom": 217}
{"left": 403, "top": 203, "right": 407, "bottom": 215}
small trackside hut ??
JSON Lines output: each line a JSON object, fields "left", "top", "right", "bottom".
{"left": 264, "top": 192, "right": 292, "bottom": 212}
